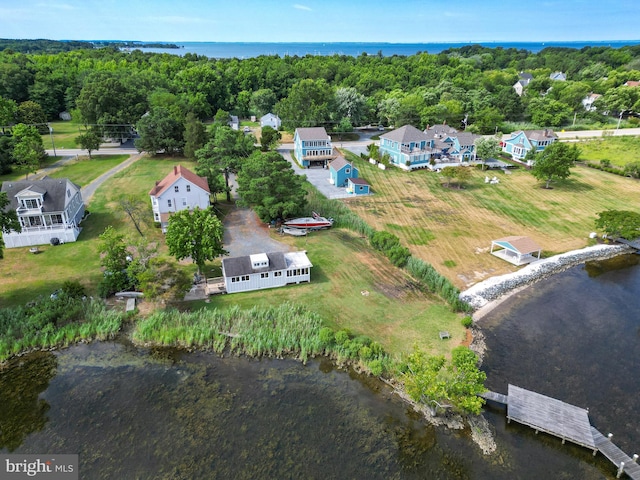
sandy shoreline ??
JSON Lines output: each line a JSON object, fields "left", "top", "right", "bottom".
{"left": 460, "top": 243, "right": 634, "bottom": 322}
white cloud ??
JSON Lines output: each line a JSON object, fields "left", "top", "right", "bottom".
{"left": 293, "top": 4, "right": 312, "bottom": 11}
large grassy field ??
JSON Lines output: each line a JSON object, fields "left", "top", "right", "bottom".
{"left": 576, "top": 136, "right": 640, "bottom": 167}
{"left": 191, "top": 228, "right": 464, "bottom": 358}
{"left": 341, "top": 151, "right": 640, "bottom": 289}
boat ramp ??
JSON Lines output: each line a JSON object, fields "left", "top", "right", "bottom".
{"left": 482, "top": 384, "right": 640, "bottom": 479}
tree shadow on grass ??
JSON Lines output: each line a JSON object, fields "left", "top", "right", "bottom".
{"left": 544, "top": 178, "right": 595, "bottom": 192}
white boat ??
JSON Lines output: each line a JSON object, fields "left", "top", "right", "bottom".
{"left": 281, "top": 227, "right": 307, "bottom": 236}
{"left": 284, "top": 212, "right": 333, "bottom": 230}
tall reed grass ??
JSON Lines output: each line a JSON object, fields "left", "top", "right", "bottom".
{"left": 132, "top": 302, "right": 392, "bottom": 372}
{"left": 0, "top": 297, "right": 124, "bottom": 363}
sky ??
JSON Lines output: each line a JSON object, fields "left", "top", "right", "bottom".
{"left": 1, "top": 0, "right": 639, "bottom": 44}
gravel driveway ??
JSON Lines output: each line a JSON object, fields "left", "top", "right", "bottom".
{"left": 222, "top": 174, "right": 291, "bottom": 257}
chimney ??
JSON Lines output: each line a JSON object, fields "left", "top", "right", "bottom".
{"left": 174, "top": 166, "right": 178, "bottom": 175}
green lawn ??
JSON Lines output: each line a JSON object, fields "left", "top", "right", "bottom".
{"left": 190, "top": 228, "right": 464, "bottom": 358}
{"left": 577, "top": 136, "right": 640, "bottom": 167}
{"left": 1, "top": 156, "right": 193, "bottom": 306}
{"left": 48, "top": 155, "right": 130, "bottom": 187}
{"left": 41, "top": 121, "right": 88, "bottom": 149}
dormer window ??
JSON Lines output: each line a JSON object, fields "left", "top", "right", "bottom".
{"left": 22, "top": 198, "right": 40, "bottom": 209}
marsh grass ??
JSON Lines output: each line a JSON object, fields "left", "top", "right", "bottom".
{"left": 132, "top": 302, "right": 392, "bottom": 371}
{"left": 0, "top": 297, "right": 124, "bottom": 363}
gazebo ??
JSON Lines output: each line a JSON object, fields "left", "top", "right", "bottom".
{"left": 490, "top": 236, "right": 542, "bottom": 266}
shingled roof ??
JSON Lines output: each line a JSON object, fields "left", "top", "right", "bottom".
{"left": 381, "top": 125, "right": 429, "bottom": 144}
{"left": 1, "top": 176, "right": 80, "bottom": 213}
{"left": 222, "top": 252, "right": 288, "bottom": 277}
{"left": 295, "top": 127, "right": 329, "bottom": 141}
{"left": 149, "top": 165, "right": 210, "bottom": 197}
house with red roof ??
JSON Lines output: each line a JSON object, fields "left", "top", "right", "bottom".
{"left": 149, "top": 165, "right": 211, "bottom": 232}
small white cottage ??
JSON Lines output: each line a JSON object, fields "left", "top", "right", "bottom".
{"left": 221, "top": 251, "right": 312, "bottom": 294}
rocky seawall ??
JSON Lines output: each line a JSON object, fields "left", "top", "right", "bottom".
{"left": 460, "top": 244, "right": 633, "bottom": 314}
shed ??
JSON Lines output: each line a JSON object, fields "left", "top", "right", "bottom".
{"left": 346, "top": 177, "right": 370, "bottom": 195}
{"left": 490, "top": 236, "right": 542, "bottom": 265}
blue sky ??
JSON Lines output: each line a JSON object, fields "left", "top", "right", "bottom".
{"left": 1, "top": 0, "right": 639, "bottom": 43}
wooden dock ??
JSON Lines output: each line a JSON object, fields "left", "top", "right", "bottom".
{"left": 482, "top": 384, "right": 640, "bottom": 479}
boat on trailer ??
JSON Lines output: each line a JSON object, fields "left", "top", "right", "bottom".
{"left": 281, "top": 226, "right": 308, "bottom": 236}
{"left": 284, "top": 212, "right": 333, "bottom": 230}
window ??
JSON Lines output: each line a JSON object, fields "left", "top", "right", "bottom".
{"left": 67, "top": 189, "right": 71, "bottom": 198}
{"left": 186, "top": 185, "right": 191, "bottom": 192}
{"left": 23, "top": 199, "right": 38, "bottom": 209}
{"left": 345, "top": 168, "right": 350, "bottom": 174}
{"left": 260, "top": 272, "right": 269, "bottom": 279}
{"left": 154, "top": 213, "right": 160, "bottom": 221}
{"left": 182, "top": 198, "right": 187, "bottom": 206}
{"left": 241, "top": 275, "right": 249, "bottom": 282}
{"left": 51, "top": 214, "right": 63, "bottom": 225}
{"left": 274, "top": 271, "right": 282, "bottom": 277}
{"left": 174, "top": 186, "right": 179, "bottom": 192}
{"left": 167, "top": 199, "right": 172, "bottom": 208}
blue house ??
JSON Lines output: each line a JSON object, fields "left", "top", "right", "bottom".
{"left": 293, "top": 127, "right": 336, "bottom": 168}
{"left": 329, "top": 156, "right": 358, "bottom": 187}
{"left": 379, "top": 124, "right": 480, "bottom": 171}
{"left": 501, "top": 129, "right": 557, "bottom": 163}
{"left": 378, "top": 125, "right": 433, "bottom": 171}
{"left": 346, "top": 178, "right": 370, "bottom": 195}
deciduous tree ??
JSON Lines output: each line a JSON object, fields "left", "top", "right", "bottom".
{"left": 595, "top": 210, "right": 640, "bottom": 240}
{"left": 12, "top": 123, "right": 46, "bottom": 178}
{"left": 474, "top": 136, "right": 502, "bottom": 169}
{"left": 530, "top": 142, "right": 580, "bottom": 188}
{"left": 259, "top": 125, "right": 281, "bottom": 152}
{"left": 75, "top": 128, "right": 101, "bottom": 159}
{"left": 165, "top": 207, "right": 226, "bottom": 275}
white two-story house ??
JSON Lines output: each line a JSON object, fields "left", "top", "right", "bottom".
{"left": 149, "top": 165, "right": 211, "bottom": 232}
{"left": 1, "top": 176, "right": 85, "bottom": 248}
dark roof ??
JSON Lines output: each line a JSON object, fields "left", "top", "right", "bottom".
{"left": 222, "top": 251, "right": 288, "bottom": 277}
{"left": 348, "top": 178, "right": 369, "bottom": 186}
{"left": 381, "top": 124, "right": 429, "bottom": 143}
{"left": 1, "top": 176, "right": 81, "bottom": 213}
{"left": 295, "top": 127, "right": 329, "bottom": 141}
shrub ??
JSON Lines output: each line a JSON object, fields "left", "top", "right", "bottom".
{"left": 461, "top": 316, "right": 473, "bottom": 328}
{"left": 318, "top": 327, "right": 335, "bottom": 347}
{"left": 367, "top": 359, "right": 384, "bottom": 376}
{"left": 334, "top": 329, "right": 350, "bottom": 346}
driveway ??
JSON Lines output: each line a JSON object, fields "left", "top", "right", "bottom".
{"left": 278, "top": 144, "right": 366, "bottom": 200}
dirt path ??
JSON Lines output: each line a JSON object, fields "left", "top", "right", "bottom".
{"left": 81, "top": 153, "right": 144, "bottom": 202}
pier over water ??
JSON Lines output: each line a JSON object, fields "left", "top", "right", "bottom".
{"left": 482, "top": 385, "right": 640, "bottom": 479}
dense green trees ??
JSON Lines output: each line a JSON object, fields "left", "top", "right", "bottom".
{"left": 11, "top": 123, "right": 46, "bottom": 178}
{"left": 402, "top": 346, "right": 486, "bottom": 415}
{"left": 236, "top": 151, "right": 307, "bottom": 222}
{"left": 595, "top": 210, "right": 640, "bottom": 240}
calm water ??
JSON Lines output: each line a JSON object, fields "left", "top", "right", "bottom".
{"left": 1, "top": 255, "right": 638, "bottom": 478}
{"left": 130, "top": 40, "right": 640, "bottom": 59}
{"left": 480, "top": 254, "right": 640, "bottom": 455}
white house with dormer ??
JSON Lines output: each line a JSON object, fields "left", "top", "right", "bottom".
{"left": 221, "top": 251, "right": 312, "bottom": 294}
{"left": 1, "top": 176, "right": 85, "bottom": 248}
{"left": 149, "top": 165, "right": 211, "bottom": 232}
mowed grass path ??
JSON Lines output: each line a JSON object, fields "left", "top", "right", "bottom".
{"left": 342, "top": 153, "right": 640, "bottom": 288}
